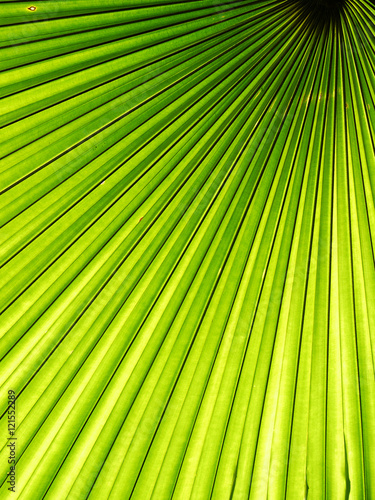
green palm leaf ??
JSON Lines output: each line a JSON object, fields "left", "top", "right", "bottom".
{"left": 0, "top": 0, "right": 374, "bottom": 498}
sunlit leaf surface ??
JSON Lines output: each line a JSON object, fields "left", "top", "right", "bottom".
{"left": 0, "top": 0, "right": 374, "bottom": 498}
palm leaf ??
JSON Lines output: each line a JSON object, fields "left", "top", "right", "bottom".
{"left": 0, "top": 0, "right": 374, "bottom": 498}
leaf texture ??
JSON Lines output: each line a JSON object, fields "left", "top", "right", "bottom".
{"left": 0, "top": 0, "right": 374, "bottom": 498}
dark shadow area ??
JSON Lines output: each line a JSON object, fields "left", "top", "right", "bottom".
{"left": 296, "top": 0, "right": 347, "bottom": 27}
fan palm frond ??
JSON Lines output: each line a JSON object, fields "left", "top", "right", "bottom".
{"left": 0, "top": 0, "right": 374, "bottom": 498}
